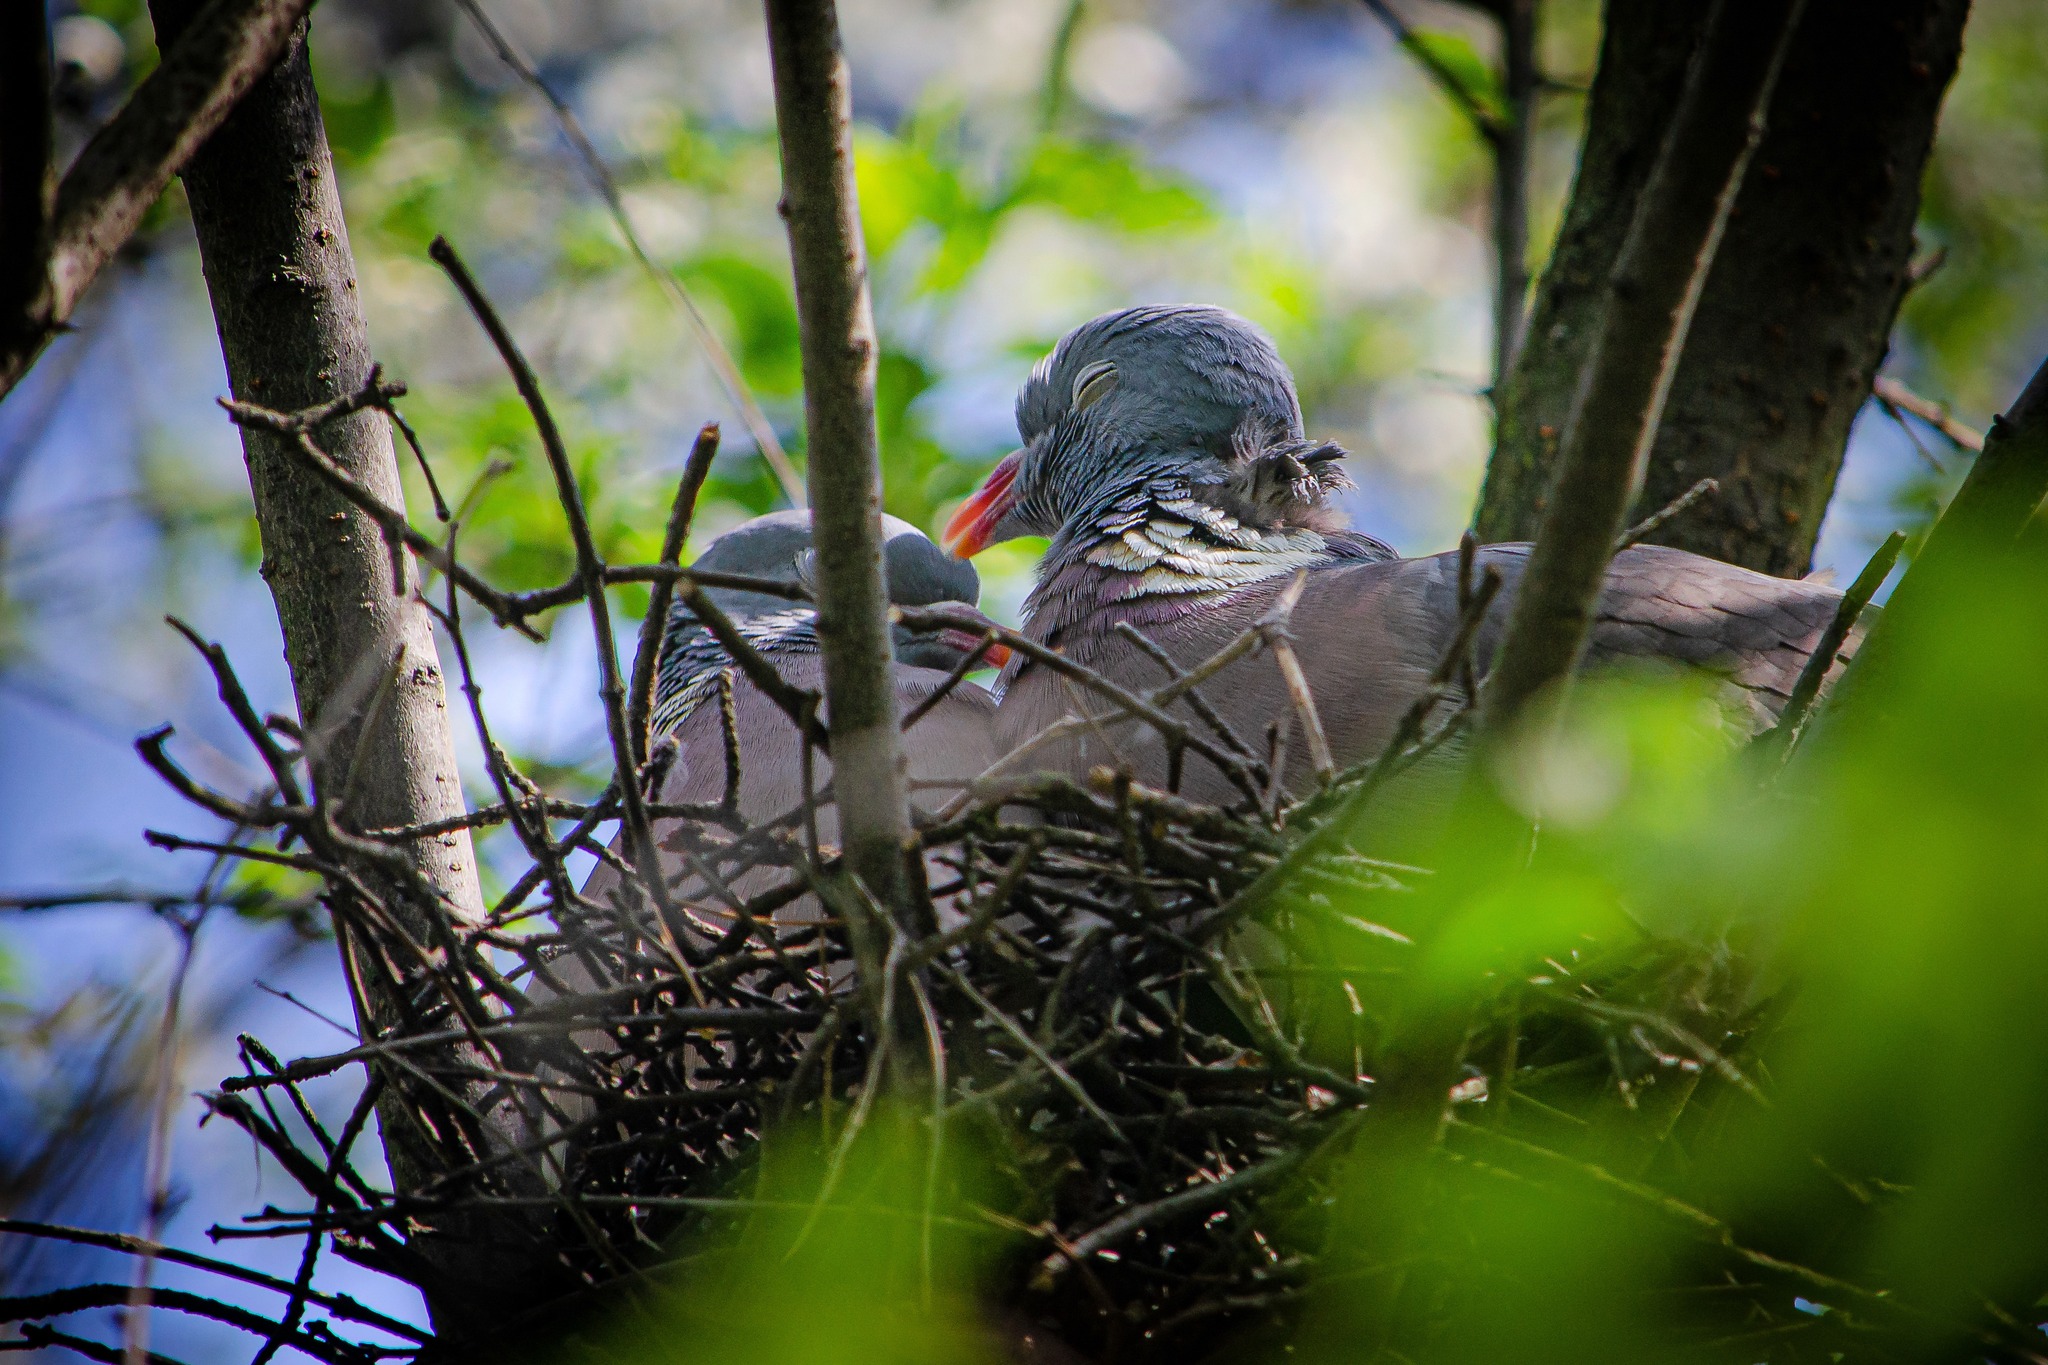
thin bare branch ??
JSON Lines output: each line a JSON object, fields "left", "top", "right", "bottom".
{"left": 433, "top": 234, "right": 676, "bottom": 927}
{"left": 165, "top": 617, "right": 307, "bottom": 806}
{"left": 1033, "top": 1149, "right": 1306, "bottom": 1287}
{"left": 1615, "top": 476, "right": 1719, "bottom": 552}
{"left": 0, "top": 1221, "right": 426, "bottom": 1341}
{"left": 628, "top": 423, "right": 721, "bottom": 767}
{"left": 1255, "top": 573, "right": 1334, "bottom": 786}
{"left": 1873, "top": 375, "right": 1985, "bottom": 453}
{"left": 222, "top": 390, "right": 546, "bottom": 640}
{"left": 450, "top": 0, "right": 806, "bottom": 506}
{"left": 897, "top": 605, "right": 1268, "bottom": 808}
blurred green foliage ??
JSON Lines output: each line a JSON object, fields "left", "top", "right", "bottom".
{"left": 565, "top": 1106, "right": 1013, "bottom": 1365}
{"left": 1244, "top": 526, "right": 2048, "bottom": 1360}
{"left": 1906, "top": 0, "right": 2048, "bottom": 413}
{"left": 1402, "top": 29, "right": 1509, "bottom": 128}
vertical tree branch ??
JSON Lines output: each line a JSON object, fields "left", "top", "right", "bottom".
{"left": 1490, "top": 0, "right": 1537, "bottom": 392}
{"left": 628, "top": 422, "right": 722, "bottom": 765}
{"left": 138, "top": 0, "right": 484, "bottom": 918}
{"left": 1477, "top": 0, "right": 1970, "bottom": 574}
{"left": 762, "top": 0, "right": 921, "bottom": 943}
{"left": 141, "top": 0, "right": 546, "bottom": 1334}
{"left": 1481, "top": 0, "right": 1806, "bottom": 731}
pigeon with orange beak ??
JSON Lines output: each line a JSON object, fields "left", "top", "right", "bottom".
{"left": 947, "top": 305, "right": 1852, "bottom": 808}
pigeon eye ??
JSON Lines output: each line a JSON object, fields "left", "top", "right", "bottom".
{"left": 1072, "top": 361, "right": 1119, "bottom": 413}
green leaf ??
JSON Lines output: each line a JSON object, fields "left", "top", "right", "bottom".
{"left": 682, "top": 254, "right": 803, "bottom": 397}
{"left": 1013, "top": 141, "right": 1212, "bottom": 233}
{"left": 1405, "top": 29, "right": 1507, "bottom": 128}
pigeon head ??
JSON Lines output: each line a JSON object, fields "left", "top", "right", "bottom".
{"left": 943, "top": 305, "right": 1351, "bottom": 558}
{"left": 685, "top": 508, "right": 824, "bottom": 618}
{"left": 678, "top": 509, "right": 1007, "bottom": 670}
{"left": 874, "top": 516, "right": 1005, "bottom": 671}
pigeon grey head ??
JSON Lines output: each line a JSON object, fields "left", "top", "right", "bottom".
{"left": 689, "top": 509, "right": 973, "bottom": 614}
{"left": 944, "top": 305, "right": 1349, "bottom": 558}
{"left": 684, "top": 508, "right": 823, "bottom": 619}
{"left": 675, "top": 509, "right": 997, "bottom": 671}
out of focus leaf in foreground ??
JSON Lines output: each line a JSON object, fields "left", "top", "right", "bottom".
{"left": 1267, "top": 528, "right": 2048, "bottom": 1362}
{"left": 568, "top": 1105, "right": 1012, "bottom": 1365}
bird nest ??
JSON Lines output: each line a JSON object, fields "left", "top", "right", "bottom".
{"left": 174, "top": 622, "right": 1440, "bottom": 1361}
{"left": 92, "top": 534, "right": 1768, "bottom": 1365}
{"left": 0, "top": 372, "right": 1821, "bottom": 1365}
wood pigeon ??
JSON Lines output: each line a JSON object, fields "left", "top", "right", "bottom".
{"left": 577, "top": 509, "right": 1006, "bottom": 925}
{"left": 528, "top": 512, "right": 1002, "bottom": 1161}
{"left": 943, "top": 305, "right": 1852, "bottom": 808}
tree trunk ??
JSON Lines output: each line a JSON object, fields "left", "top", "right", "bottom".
{"left": 763, "top": 0, "right": 924, "bottom": 956}
{"left": 139, "top": 1, "right": 482, "bottom": 927}
{"left": 1474, "top": 0, "right": 1971, "bottom": 576}
{"left": 143, "top": 1, "right": 547, "bottom": 1335}
{"left": 1482, "top": 0, "right": 1802, "bottom": 730}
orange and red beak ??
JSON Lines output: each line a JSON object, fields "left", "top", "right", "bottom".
{"left": 939, "top": 622, "right": 1013, "bottom": 672}
{"left": 941, "top": 451, "right": 1022, "bottom": 559}
{"left": 894, "top": 604, "right": 1014, "bottom": 671}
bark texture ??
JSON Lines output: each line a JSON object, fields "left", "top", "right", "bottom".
{"left": 1, "top": 0, "right": 319, "bottom": 397}
{"left": 143, "top": 1, "right": 543, "bottom": 1335}
{"left": 763, "top": 0, "right": 919, "bottom": 938}
{"left": 1475, "top": 0, "right": 1971, "bottom": 576}
{"left": 146, "top": 0, "right": 481, "bottom": 932}
{"left": 1483, "top": 0, "right": 1801, "bottom": 730}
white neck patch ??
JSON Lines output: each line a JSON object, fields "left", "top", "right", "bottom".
{"left": 1083, "top": 496, "right": 1331, "bottom": 601}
